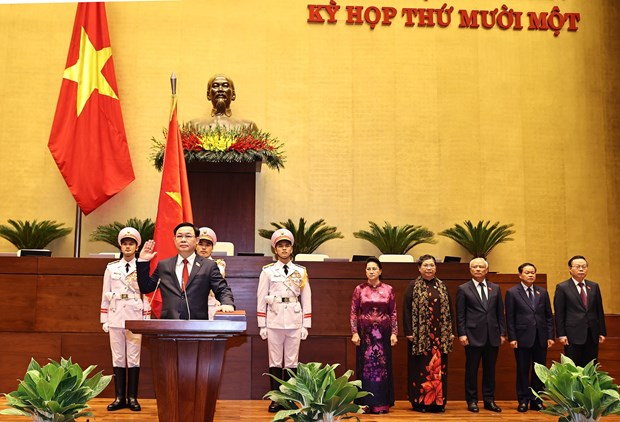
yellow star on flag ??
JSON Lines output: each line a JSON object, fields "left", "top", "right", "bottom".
{"left": 166, "top": 191, "right": 183, "bottom": 208}
{"left": 63, "top": 27, "right": 119, "bottom": 116}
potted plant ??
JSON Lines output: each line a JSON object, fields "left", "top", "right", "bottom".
{"left": 258, "top": 218, "right": 344, "bottom": 257}
{"left": 264, "top": 362, "right": 369, "bottom": 422}
{"left": 0, "top": 219, "right": 71, "bottom": 250}
{"left": 533, "top": 354, "right": 620, "bottom": 422}
{"left": 90, "top": 217, "right": 155, "bottom": 251}
{"left": 439, "top": 219, "right": 515, "bottom": 259}
{"left": 353, "top": 221, "right": 435, "bottom": 255}
{"left": 151, "top": 122, "right": 286, "bottom": 171}
{"left": 1, "top": 357, "right": 112, "bottom": 422}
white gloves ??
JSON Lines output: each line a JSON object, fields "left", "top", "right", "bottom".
{"left": 104, "top": 292, "right": 115, "bottom": 301}
{"left": 301, "top": 327, "right": 308, "bottom": 340}
{"left": 260, "top": 327, "right": 268, "bottom": 340}
{"left": 102, "top": 323, "right": 109, "bottom": 333}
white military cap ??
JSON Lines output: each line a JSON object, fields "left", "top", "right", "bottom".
{"left": 198, "top": 227, "right": 217, "bottom": 245}
{"left": 117, "top": 227, "right": 141, "bottom": 247}
{"left": 271, "top": 229, "right": 294, "bottom": 248}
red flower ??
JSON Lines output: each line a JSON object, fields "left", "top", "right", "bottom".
{"left": 180, "top": 129, "right": 203, "bottom": 151}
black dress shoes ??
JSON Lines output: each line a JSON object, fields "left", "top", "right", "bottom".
{"left": 530, "top": 402, "right": 545, "bottom": 411}
{"left": 467, "top": 402, "right": 479, "bottom": 412}
{"left": 517, "top": 402, "right": 528, "bottom": 412}
{"left": 484, "top": 401, "right": 502, "bottom": 412}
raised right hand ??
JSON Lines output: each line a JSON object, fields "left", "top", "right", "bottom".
{"left": 139, "top": 239, "right": 157, "bottom": 261}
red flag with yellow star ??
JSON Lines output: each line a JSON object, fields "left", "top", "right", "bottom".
{"left": 48, "top": 2, "right": 134, "bottom": 215}
{"left": 147, "top": 93, "right": 194, "bottom": 317}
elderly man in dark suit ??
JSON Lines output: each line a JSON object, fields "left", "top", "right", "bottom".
{"left": 137, "top": 222, "right": 235, "bottom": 320}
{"left": 554, "top": 255, "right": 606, "bottom": 367}
{"left": 505, "top": 262, "right": 555, "bottom": 412}
{"left": 456, "top": 257, "right": 506, "bottom": 413}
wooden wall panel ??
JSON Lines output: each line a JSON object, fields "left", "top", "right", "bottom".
{"left": 0, "top": 333, "right": 61, "bottom": 394}
{"left": 0, "top": 275, "right": 37, "bottom": 331}
{"left": 35, "top": 275, "right": 103, "bottom": 332}
{"left": 0, "top": 257, "right": 616, "bottom": 403}
{"left": 219, "top": 336, "right": 252, "bottom": 399}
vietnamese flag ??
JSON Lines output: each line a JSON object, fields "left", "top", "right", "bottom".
{"left": 48, "top": 2, "right": 134, "bottom": 215}
{"left": 147, "top": 89, "right": 194, "bottom": 317}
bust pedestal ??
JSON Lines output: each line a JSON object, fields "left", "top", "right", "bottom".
{"left": 187, "top": 161, "right": 261, "bottom": 254}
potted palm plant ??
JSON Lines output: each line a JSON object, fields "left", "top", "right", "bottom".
{"left": 353, "top": 221, "right": 435, "bottom": 255}
{"left": 439, "top": 220, "right": 515, "bottom": 259}
{"left": 0, "top": 219, "right": 71, "bottom": 251}
{"left": 533, "top": 355, "right": 620, "bottom": 422}
{"left": 264, "top": 362, "right": 369, "bottom": 422}
{"left": 1, "top": 357, "right": 112, "bottom": 422}
{"left": 258, "top": 218, "right": 343, "bottom": 257}
{"left": 90, "top": 217, "right": 155, "bottom": 251}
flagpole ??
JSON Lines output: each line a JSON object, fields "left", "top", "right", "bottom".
{"left": 74, "top": 205, "right": 82, "bottom": 257}
{"left": 171, "top": 72, "right": 176, "bottom": 95}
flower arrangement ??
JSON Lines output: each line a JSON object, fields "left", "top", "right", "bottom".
{"left": 151, "top": 122, "right": 285, "bottom": 171}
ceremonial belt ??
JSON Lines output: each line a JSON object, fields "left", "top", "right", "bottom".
{"left": 113, "top": 293, "right": 140, "bottom": 300}
{"left": 275, "top": 296, "right": 299, "bottom": 303}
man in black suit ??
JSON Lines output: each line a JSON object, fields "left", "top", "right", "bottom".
{"left": 456, "top": 257, "right": 506, "bottom": 413}
{"left": 137, "top": 222, "right": 235, "bottom": 319}
{"left": 505, "top": 262, "right": 555, "bottom": 412}
{"left": 554, "top": 255, "right": 606, "bottom": 367}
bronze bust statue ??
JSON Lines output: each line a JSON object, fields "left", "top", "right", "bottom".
{"left": 192, "top": 74, "right": 257, "bottom": 131}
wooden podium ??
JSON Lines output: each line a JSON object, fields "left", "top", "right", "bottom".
{"left": 126, "top": 313, "right": 246, "bottom": 422}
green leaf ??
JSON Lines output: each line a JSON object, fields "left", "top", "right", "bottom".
{"left": 1, "top": 357, "right": 111, "bottom": 420}
{"left": 353, "top": 221, "right": 435, "bottom": 254}
{"left": 264, "top": 362, "right": 370, "bottom": 421}
{"left": 89, "top": 218, "right": 155, "bottom": 252}
{"left": 258, "top": 218, "right": 344, "bottom": 256}
{"left": 439, "top": 220, "right": 514, "bottom": 259}
{"left": 534, "top": 354, "right": 620, "bottom": 421}
{"left": 0, "top": 219, "right": 71, "bottom": 250}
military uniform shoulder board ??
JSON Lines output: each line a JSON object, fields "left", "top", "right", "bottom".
{"left": 262, "top": 263, "right": 275, "bottom": 269}
{"left": 107, "top": 259, "right": 121, "bottom": 266}
{"left": 294, "top": 263, "right": 306, "bottom": 270}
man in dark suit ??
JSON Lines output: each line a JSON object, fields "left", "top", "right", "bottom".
{"left": 554, "top": 255, "right": 606, "bottom": 367}
{"left": 137, "top": 222, "right": 235, "bottom": 319}
{"left": 505, "top": 262, "right": 555, "bottom": 412}
{"left": 456, "top": 257, "right": 506, "bottom": 413}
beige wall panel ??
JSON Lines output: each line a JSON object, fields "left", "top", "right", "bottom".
{"left": 0, "top": 0, "right": 618, "bottom": 311}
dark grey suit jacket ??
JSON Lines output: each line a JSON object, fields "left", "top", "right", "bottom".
{"left": 505, "top": 284, "right": 554, "bottom": 348}
{"left": 456, "top": 280, "right": 506, "bottom": 347}
{"left": 554, "top": 279, "right": 606, "bottom": 345}
{"left": 137, "top": 255, "right": 235, "bottom": 320}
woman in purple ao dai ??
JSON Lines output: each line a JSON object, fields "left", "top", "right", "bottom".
{"left": 350, "top": 257, "right": 398, "bottom": 414}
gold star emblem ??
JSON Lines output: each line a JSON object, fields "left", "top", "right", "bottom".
{"left": 63, "top": 27, "right": 119, "bottom": 116}
{"left": 166, "top": 191, "right": 182, "bottom": 207}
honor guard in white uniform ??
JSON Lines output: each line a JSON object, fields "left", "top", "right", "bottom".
{"left": 196, "top": 227, "right": 226, "bottom": 319}
{"left": 257, "top": 229, "right": 312, "bottom": 412}
{"left": 100, "top": 227, "right": 150, "bottom": 412}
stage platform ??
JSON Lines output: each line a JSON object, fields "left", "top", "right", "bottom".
{"left": 2, "top": 399, "right": 620, "bottom": 421}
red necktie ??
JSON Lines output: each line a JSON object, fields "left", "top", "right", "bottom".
{"left": 182, "top": 259, "right": 189, "bottom": 291}
{"left": 578, "top": 283, "right": 587, "bottom": 308}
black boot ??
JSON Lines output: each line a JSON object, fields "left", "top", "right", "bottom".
{"left": 268, "top": 367, "right": 283, "bottom": 413}
{"left": 107, "top": 367, "right": 127, "bottom": 411}
{"left": 127, "top": 367, "right": 141, "bottom": 411}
